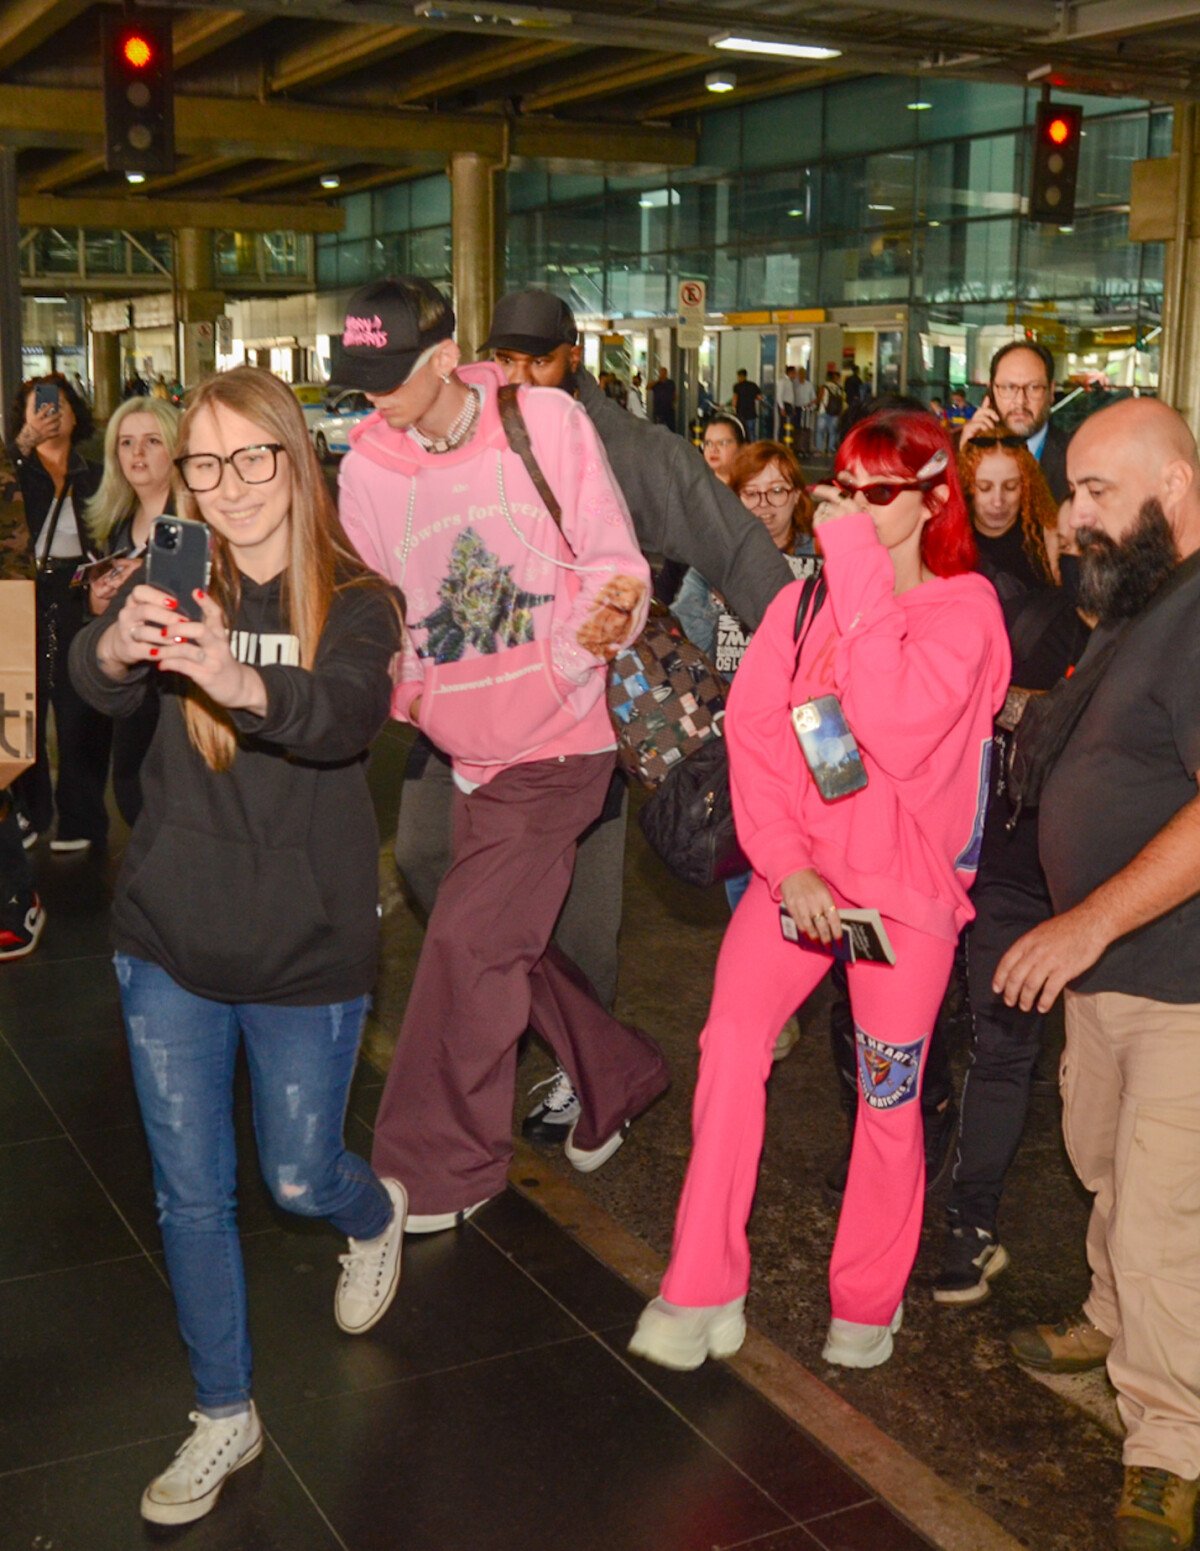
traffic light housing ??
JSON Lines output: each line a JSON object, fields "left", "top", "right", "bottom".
{"left": 102, "top": 12, "right": 174, "bottom": 175}
{"left": 1029, "top": 101, "right": 1082, "bottom": 225}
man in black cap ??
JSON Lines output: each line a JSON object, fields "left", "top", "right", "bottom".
{"left": 391, "top": 286, "right": 793, "bottom": 1146}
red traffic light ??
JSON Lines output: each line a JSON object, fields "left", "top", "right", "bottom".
{"left": 122, "top": 33, "right": 153, "bottom": 68}
{"left": 1047, "top": 116, "right": 1072, "bottom": 146}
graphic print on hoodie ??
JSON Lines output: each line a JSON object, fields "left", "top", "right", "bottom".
{"left": 338, "top": 362, "right": 650, "bottom": 784}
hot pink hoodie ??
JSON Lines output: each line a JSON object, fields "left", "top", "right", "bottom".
{"left": 726, "top": 509, "right": 1010, "bottom": 942}
{"left": 339, "top": 362, "right": 649, "bottom": 785}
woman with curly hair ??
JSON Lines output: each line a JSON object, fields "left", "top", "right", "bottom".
{"left": 958, "top": 436, "right": 1058, "bottom": 601}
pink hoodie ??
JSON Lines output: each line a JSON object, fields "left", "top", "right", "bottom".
{"left": 726, "top": 509, "right": 1010, "bottom": 942}
{"left": 339, "top": 362, "right": 649, "bottom": 785}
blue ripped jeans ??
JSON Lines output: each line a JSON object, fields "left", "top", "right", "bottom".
{"left": 115, "top": 954, "right": 393, "bottom": 1413}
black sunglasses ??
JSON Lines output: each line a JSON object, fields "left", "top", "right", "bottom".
{"left": 835, "top": 476, "right": 943, "bottom": 506}
{"left": 971, "top": 434, "right": 1026, "bottom": 449}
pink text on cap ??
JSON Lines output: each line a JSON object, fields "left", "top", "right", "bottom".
{"left": 343, "top": 315, "right": 388, "bottom": 349}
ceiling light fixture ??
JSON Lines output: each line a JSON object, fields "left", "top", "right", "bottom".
{"left": 709, "top": 31, "right": 841, "bottom": 61}
{"left": 907, "top": 99, "right": 932, "bottom": 111}
{"left": 320, "top": 173, "right": 342, "bottom": 189}
{"left": 126, "top": 171, "right": 146, "bottom": 184}
{"left": 705, "top": 70, "right": 736, "bottom": 93}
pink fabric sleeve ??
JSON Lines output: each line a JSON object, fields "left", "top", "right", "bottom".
{"left": 725, "top": 582, "right": 815, "bottom": 896}
{"left": 819, "top": 510, "right": 1008, "bottom": 775}
{"left": 532, "top": 394, "right": 651, "bottom": 684}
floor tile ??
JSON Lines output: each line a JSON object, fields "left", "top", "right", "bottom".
{"left": 270, "top": 1335, "right": 791, "bottom": 1551}
{"left": 0, "top": 1255, "right": 187, "bottom": 1471}
{"left": 0, "top": 1433, "right": 342, "bottom": 1551}
{"left": 0, "top": 1134, "right": 144, "bottom": 1279}
{"left": 473, "top": 1187, "right": 648, "bottom": 1331}
{"left": 242, "top": 1211, "right": 585, "bottom": 1414}
{"left": 609, "top": 1325, "right": 872, "bottom": 1523}
{"left": 0, "top": 1038, "right": 63, "bottom": 1147}
{"left": 802, "top": 1501, "right": 937, "bottom": 1550}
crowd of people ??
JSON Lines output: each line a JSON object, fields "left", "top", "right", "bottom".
{"left": 3, "top": 285, "right": 1199, "bottom": 1551}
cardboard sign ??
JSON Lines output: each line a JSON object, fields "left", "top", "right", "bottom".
{"left": 0, "top": 580, "right": 36, "bottom": 788}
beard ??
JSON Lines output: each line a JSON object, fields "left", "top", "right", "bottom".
{"left": 1076, "top": 499, "right": 1179, "bottom": 624}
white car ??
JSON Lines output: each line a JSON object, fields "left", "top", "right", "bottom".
{"left": 290, "top": 382, "right": 333, "bottom": 432}
{"left": 310, "top": 389, "right": 373, "bottom": 460}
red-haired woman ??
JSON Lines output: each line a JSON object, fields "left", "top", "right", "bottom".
{"left": 629, "top": 408, "right": 1010, "bottom": 1372}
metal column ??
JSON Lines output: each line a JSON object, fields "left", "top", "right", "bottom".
{"left": 450, "top": 151, "right": 501, "bottom": 363}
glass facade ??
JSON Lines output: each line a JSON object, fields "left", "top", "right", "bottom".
{"left": 314, "top": 74, "right": 1167, "bottom": 393}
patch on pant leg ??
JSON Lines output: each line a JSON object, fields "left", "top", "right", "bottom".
{"left": 856, "top": 1025, "right": 925, "bottom": 1110}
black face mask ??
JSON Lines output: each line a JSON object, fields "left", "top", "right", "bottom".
{"left": 1057, "top": 552, "right": 1082, "bottom": 605}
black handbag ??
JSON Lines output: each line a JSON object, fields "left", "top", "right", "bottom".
{"left": 637, "top": 573, "right": 828, "bottom": 888}
{"left": 637, "top": 732, "right": 746, "bottom": 888}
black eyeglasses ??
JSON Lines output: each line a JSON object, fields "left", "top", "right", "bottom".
{"left": 835, "top": 476, "right": 941, "bottom": 507}
{"left": 740, "top": 483, "right": 796, "bottom": 509}
{"left": 175, "top": 443, "right": 286, "bottom": 493}
{"left": 972, "top": 434, "right": 1026, "bottom": 449}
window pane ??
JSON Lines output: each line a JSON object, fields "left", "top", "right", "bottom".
{"left": 821, "top": 230, "right": 911, "bottom": 305}
{"left": 84, "top": 230, "right": 128, "bottom": 275}
{"left": 914, "top": 218, "right": 1018, "bottom": 303}
{"left": 545, "top": 202, "right": 605, "bottom": 266}
{"left": 915, "top": 79, "right": 1025, "bottom": 139}
{"left": 670, "top": 248, "right": 737, "bottom": 313}
{"left": 410, "top": 177, "right": 450, "bottom": 227}
{"left": 550, "top": 173, "right": 604, "bottom": 202}
{"left": 823, "top": 153, "right": 915, "bottom": 232}
{"left": 341, "top": 193, "right": 371, "bottom": 240}
{"left": 824, "top": 76, "right": 917, "bottom": 154}
{"left": 373, "top": 184, "right": 410, "bottom": 233}
{"left": 673, "top": 178, "right": 734, "bottom": 249}
{"left": 507, "top": 165, "right": 548, "bottom": 211}
{"left": 337, "top": 239, "right": 368, "bottom": 286}
{"left": 742, "top": 91, "right": 821, "bottom": 168}
{"left": 918, "top": 135, "right": 1021, "bottom": 221}
{"left": 740, "top": 167, "right": 819, "bottom": 240}
{"left": 605, "top": 254, "right": 668, "bottom": 316}
{"left": 606, "top": 185, "right": 673, "bottom": 254}
{"left": 1149, "top": 110, "right": 1174, "bottom": 157}
{"left": 697, "top": 105, "right": 740, "bottom": 167}
{"left": 1020, "top": 212, "right": 1144, "bottom": 301}
{"left": 409, "top": 225, "right": 451, "bottom": 280}
{"left": 739, "top": 240, "right": 820, "bottom": 309}
{"left": 1075, "top": 114, "right": 1148, "bottom": 209}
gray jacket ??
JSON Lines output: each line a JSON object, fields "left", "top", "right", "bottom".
{"left": 575, "top": 369, "right": 791, "bottom": 630}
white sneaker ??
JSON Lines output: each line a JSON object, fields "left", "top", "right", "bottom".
{"left": 335, "top": 1177, "right": 406, "bottom": 1334}
{"left": 822, "top": 1302, "right": 904, "bottom": 1369}
{"left": 140, "top": 1404, "right": 263, "bottom": 1525}
{"left": 563, "top": 1117, "right": 630, "bottom": 1174}
{"left": 628, "top": 1296, "right": 747, "bottom": 1371}
{"left": 405, "top": 1197, "right": 493, "bottom": 1234}
{"left": 522, "top": 1066, "right": 582, "bottom": 1142}
{"left": 49, "top": 836, "right": 91, "bottom": 853}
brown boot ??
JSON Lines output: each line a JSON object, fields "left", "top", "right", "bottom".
{"left": 1008, "top": 1309, "right": 1112, "bottom": 1373}
{"left": 1115, "top": 1466, "right": 1198, "bottom": 1549}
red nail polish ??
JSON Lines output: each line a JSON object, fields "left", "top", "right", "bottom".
{"left": 163, "top": 597, "right": 177, "bottom": 609}
{"left": 195, "top": 589, "right": 206, "bottom": 600}
{"left": 149, "top": 647, "right": 159, "bottom": 658}
{"left": 161, "top": 628, "right": 168, "bottom": 638}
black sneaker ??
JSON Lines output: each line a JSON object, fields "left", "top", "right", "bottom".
{"left": 923, "top": 1097, "right": 958, "bottom": 1193}
{"left": 932, "top": 1225, "right": 1009, "bottom": 1306}
{"left": 15, "top": 809, "right": 37, "bottom": 850}
{"left": 0, "top": 894, "right": 45, "bottom": 961}
{"left": 522, "top": 1067, "right": 581, "bottom": 1143}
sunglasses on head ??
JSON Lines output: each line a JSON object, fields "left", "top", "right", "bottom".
{"left": 836, "top": 448, "right": 948, "bottom": 507}
{"left": 972, "top": 434, "right": 1026, "bottom": 449}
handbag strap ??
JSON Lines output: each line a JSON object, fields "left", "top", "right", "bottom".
{"left": 497, "top": 383, "right": 564, "bottom": 532}
{"left": 35, "top": 478, "right": 71, "bottom": 573}
{"left": 791, "top": 572, "right": 828, "bottom": 667}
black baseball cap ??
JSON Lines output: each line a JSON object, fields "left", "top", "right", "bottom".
{"left": 482, "top": 289, "right": 577, "bottom": 357}
{"left": 331, "top": 278, "right": 455, "bottom": 393}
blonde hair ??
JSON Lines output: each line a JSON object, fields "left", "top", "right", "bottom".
{"left": 85, "top": 396, "right": 180, "bottom": 547}
{"left": 177, "top": 366, "right": 398, "bottom": 771}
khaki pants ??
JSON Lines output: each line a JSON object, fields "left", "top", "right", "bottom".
{"left": 1063, "top": 989, "right": 1200, "bottom": 1478}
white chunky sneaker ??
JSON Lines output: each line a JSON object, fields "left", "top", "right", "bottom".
{"left": 563, "top": 1117, "right": 630, "bottom": 1174}
{"left": 822, "top": 1302, "right": 904, "bottom": 1369}
{"left": 140, "top": 1404, "right": 263, "bottom": 1525}
{"left": 628, "top": 1296, "right": 747, "bottom": 1371}
{"left": 335, "top": 1177, "right": 406, "bottom": 1334}
{"left": 404, "top": 1197, "right": 494, "bottom": 1234}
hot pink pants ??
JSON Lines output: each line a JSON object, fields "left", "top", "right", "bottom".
{"left": 660, "top": 872, "right": 955, "bottom": 1326}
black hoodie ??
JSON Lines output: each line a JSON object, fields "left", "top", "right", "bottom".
{"left": 70, "top": 571, "right": 401, "bottom": 1005}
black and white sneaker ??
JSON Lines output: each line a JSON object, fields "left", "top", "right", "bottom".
{"left": 932, "top": 1225, "right": 1009, "bottom": 1306}
{"left": 522, "top": 1067, "right": 581, "bottom": 1144}
{"left": 0, "top": 895, "right": 45, "bottom": 961}
{"left": 15, "top": 809, "right": 37, "bottom": 850}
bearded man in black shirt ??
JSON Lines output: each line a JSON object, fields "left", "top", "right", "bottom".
{"left": 996, "top": 397, "right": 1200, "bottom": 1551}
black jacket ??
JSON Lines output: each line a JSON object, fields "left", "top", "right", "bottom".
{"left": 70, "top": 571, "right": 402, "bottom": 1005}
{"left": 12, "top": 446, "right": 101, "bottom": 559}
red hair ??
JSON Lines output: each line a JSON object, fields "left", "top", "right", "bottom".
{"left": 835, "top": 408, "right": 977, "bottom": 578}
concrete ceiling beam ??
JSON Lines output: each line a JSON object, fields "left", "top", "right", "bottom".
{"left": 19, "top": 193, "right": 345, "bottom": 233}
{"left": 268, "top": 23, "right": 426, "bottom": 93}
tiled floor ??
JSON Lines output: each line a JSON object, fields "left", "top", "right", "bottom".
{"left": 0, "top": 850, "right": 939, "bottom": 1551}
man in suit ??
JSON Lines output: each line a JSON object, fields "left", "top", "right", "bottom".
{"left": 960, "top": 341, "right": 1070, "bottom": 503}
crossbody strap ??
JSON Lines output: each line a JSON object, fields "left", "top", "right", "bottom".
{"left": 791, "top": 572, "right": 828, "bottom": 668}
{"left": 35, "top": 478, "right": 72, "bottom": 572}
{"left": 497, "top": 383, "right": 564, "bottom": 532}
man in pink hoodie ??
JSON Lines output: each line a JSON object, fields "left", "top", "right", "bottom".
{"left": 334, "top": 277, "right": 669, "bottom": 1231}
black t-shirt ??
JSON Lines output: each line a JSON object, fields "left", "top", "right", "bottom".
{"left": 732, "top": 380, "right": 760, "bottom": 423}
{"left": 1040, "top": 554, "right": 1200, "bottom": 1001}
{"left": 650, "top": 378, "right": 676, "bottom": 420}
{"left": 974, "top": 522, "right": 1045, "bottom": 602}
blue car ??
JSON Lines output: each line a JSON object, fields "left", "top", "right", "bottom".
{"left": 311, "top": 389, "right": 373, "bottom": 460}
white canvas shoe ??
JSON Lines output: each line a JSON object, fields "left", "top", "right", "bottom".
{"left": 140, "top": 1404, "right": 263, "bottom": 1525}
{"left": 628, "top": 1296, "right": 747, "bottom": 1371}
